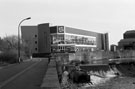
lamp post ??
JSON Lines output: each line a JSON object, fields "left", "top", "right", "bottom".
{"left": 18, "top": 17, "right": 31, "bottom": 63}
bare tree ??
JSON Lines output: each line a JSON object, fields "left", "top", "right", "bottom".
{"left": 2, "top": 35, "right": 18, "bottom": 50}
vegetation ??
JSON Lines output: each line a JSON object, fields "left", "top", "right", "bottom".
{"left": 0, "top": 50, "right": 17, "bottom": 63}
{"left": 0, "top": 35, "right": 30, "bottom": 64}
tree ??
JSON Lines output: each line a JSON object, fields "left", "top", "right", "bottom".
{"left": 21, "top": 39, "right": 32, "bottom": 57}
{"left": 2, "top": 35, "right": 18, "bottom": 51}
{"left": 0, "top": 35, "right": 19, "bottom": 63}
{"left": 0, "top": 35, "right": 32, "bottom": 59}
{"left": 0, "top": 37, "right": 4, "bottom": 51}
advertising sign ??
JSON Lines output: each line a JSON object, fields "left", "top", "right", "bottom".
{"left": 58, "top": 26, "right": 64, "bottom": 33}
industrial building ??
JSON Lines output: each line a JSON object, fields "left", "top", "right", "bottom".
{"left": 118, "top": 30, "right": 135, "bottom": 50}
{"left": 110, "top": 44, "right": 117, "bottom": 52}
{"left": 21, "top": 23, "right": 109, "bottom": 57}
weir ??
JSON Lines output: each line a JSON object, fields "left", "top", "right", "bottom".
{"left": 109, "top": 58, "right": 135, "bottom": 77}
{"left": 63, "top": 61, "right": 135, "bottom": 78}
{"left": 80, "top": 64, "right": 110, "bottom": 72}
{"left": 110, "top": 62, "right": 135, "bottom": 77}
{"left": 55, "top": 52, "right": 135, "bottom": 85}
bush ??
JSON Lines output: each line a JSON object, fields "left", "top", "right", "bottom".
{"left": 0, "top": 51, "right": 18, "bottom": 64}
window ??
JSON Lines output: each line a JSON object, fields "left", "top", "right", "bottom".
{"left": 35, "top": 41, "right": 37, "bottom": 44}
{"left": 35, "top": 48, "right": 37, "bottom": 51}
{"left": 35, "top": 35, "right": 37, "bottom": 37}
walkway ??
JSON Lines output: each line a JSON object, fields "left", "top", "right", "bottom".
{"left": 41, "top": 59, "right": 61, "bottom": 89}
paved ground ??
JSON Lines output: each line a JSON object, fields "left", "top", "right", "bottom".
{"left": 0, "top": 58, "right": 48, "bottom": 89}
{"left": 41, "top": 60, "right": 60, "bottom": 89}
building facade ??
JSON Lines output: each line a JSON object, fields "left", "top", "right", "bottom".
{"left": 118, "top": 30, "right": 135, "bottom": 50}
{"left": 21, "top": 26, "right": 38, "bottom": 54}
{"left": 110, "top": 44, "right": 117, "bottom": 52}
{"left": 50, "top": 26, "right": 109, "bottom": 53}
{"left": 21, "top": 23, "right": 51, "bottom": 57}
{"left": 21, "top": 23, "right": 109, "bottom": 57}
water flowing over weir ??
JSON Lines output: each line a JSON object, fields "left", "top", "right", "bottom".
{"left": 110, "top": 62, "right": 135, "bottom": 77}
{"left": 61, "top": 62, "right": 135, "bottom": 87}
{"left": 56, "top": 57, "right": 135, "bottom": 88}
{"left": 109, "top": 58, "right": 135, "bottom": 77}
{"left": 80, "top": 64, "right": 111, "bottom": 73}
{"left": 66, "top": 60, "right": 135, "bottom": 78}
{"left": 60, "top": 64, "right": 117, "bottom": 89}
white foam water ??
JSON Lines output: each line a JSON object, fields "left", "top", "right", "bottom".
{"left": 61, "top": 70, "right": 117, "bottom": 89}
{"left": 84, "top": 70, "right": 117, "bottom": 88}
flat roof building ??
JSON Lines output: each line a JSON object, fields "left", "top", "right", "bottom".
{"left": 118, "top": 30, "right": 135, "bottom": 50}
{"left": 50, "top": 26, "right": 109, "bottom": 53}
{"left": 21, "top": 23, "right": 109, "bottom": 57}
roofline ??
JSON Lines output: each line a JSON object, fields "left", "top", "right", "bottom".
{"left": 50, "top": 25, "right": 106, "bottom": 34}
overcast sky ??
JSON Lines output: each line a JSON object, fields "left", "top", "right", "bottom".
{"left": 1, "top": 0, "right": 135, "bottom": 45}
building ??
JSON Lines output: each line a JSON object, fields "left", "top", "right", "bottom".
{"left": 21, "top": 23, "right": 109, "bottom": 58}
{"left": 110, "top": 44, "right": 117, "bottom": 52}
{"left": 50, "top": 26, "right": 109, "bottom": 53}
{"left": 118, "top": 30, "right": 135, "bottom": 50}
{"left": 21, "top": 23, "right": 51, "bottom": 57}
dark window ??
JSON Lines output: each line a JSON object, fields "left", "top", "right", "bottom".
{"left": 35, "top": 41, "right": 37, "bottom": 44}
{"left": 35, "top": 35, "right": 37, "bottom": 37}
{"left": 35, "top": 48, "right": 37, "bottom": 51}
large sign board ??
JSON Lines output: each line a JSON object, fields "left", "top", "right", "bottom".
{"left": 58, "top": 26, "right": 64, "bottom": 33}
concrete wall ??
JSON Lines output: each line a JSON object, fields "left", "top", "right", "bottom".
{"left": 38, "top": 23, "right": 51, "bottom": 53}
{"left": 21, "top": 26, "right": 38, "bottom": 53}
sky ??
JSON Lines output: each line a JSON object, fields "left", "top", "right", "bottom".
{"left": 1, "top": 0, "right": 135, "bottom": 45}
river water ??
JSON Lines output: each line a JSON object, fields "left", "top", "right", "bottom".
{"left": 78, "top": 74, "right": 135, "bottom": 89}
{"left": 61, "top": 70, "right": 135, "bottom": 89}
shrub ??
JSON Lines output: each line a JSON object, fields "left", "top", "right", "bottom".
{"left": 0, "top": 51, "right": 18, "bottom": 64}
